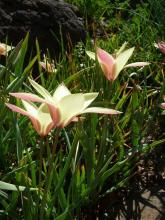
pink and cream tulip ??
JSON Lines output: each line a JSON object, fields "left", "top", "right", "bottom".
{"left": 39, "top": 55, "right": 57, "bottom": 73}
{"left": 160, "top": 103, "right": 165, "bottom": 110}
{"left": 6, "top": 101, "right": 54, "bottom": 137}
{"left": 0, "top": 43, "right": 14, "bottom": 56}
{"left": 154, "top": 42, "right": 165, "bottom": 54}
{"left": 87, "top": 43, "right": 150, "bottom": 81}
{"left": 8, "top": 79, "right": 121, "bottom": 128}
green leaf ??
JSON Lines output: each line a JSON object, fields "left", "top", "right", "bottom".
{"left": 131, "top": 119, "right": 140, "bottom": 146}
{"left": 55, "top": 207, "right": 69, "bottom": 220}
{"left": 0, "top": 181, "right": 37, "bottom": 191}
{"left": 99, "top": 159, "right": 128, "bottom": 186}
{"left": 13, "top": 33, "right": 29, "bottom": 77}
{"left": 5, "top": 55, "right": 37, "bottom": 93}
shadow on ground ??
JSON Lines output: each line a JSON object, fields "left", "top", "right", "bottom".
{"left": 112, "top": 184, "right": 165, "bottom": 220}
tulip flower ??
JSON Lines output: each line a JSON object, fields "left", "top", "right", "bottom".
{"left": 154, "top": 42, "right": 165, "bottom": 54}
{"left": 39, "top": 55, "right": 57, "bottom": 73}
{"left": 9, "top": 79, "right": 121, "bottom": 128}
{"left": 6, "top": 101, "right": 55, "bottom": 137}
{"left": 0, "top": 43, "right": 14, "bottom": 56}
{"left": 86, "top": 42, "right": 150, "bottom": 81}
{"left": 160, "top": 103, "right": 165, "bottom": 109}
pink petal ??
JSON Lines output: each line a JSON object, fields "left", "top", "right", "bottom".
{"left": 10, "top": 93, "right": 46, "bottom": 103}
{"left": 39, "top": 61, "right": 53, "bottom": 73}
{"left": 125, "top": 62, "right": 150, "bottom": 68}
{"left": 158, "top": 43, "right": 165, "bottom": 54}
{"left": 46, "top": 103, "right": 61, "bottom": 126}
{"left": 6, "top": 103, "right": 41, "bottom": 135}
{"left": 96, "top": 48, "right": 116, "bottom": 81}
{"left": 6, "top": 103, "right": 33, "bottom": 117}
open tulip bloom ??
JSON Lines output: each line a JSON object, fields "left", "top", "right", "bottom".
{"left": 6, "top": 79, "right": 121, "bottom": 132}
{"left": 6, "top": 101, "right": 55, "bottom": 137}
{"left": 39, "top": 55, "right": 57, "bottom": 73}
{"left": 86, "top": 42, "right": 150, "bottom": 81}
{"left": 154, "top": 41, "right": 165, "bottom": 54}
{"left": 0, "top": 43, "right": 14, "bottom": 56}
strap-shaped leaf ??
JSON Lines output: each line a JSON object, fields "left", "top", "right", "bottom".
{"left": 0, "top": 181, "right": 37, "bottom": 191}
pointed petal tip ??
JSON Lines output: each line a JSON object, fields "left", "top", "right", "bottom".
{"left": 82, "top": 107, "right": 122, "bottom": 115}
{"left": 125, "top": 62, "right": 150, "bottom": 68}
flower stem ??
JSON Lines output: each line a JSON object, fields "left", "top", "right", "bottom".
{"left": 40, "top": 128, "right": 61, "bottom": 220}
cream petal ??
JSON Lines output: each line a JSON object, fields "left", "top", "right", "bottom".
{"left": 29, "top": 78, "right": 52, "bottom": 100}
{"left": 124, "top": 62, "right": 150, "bottom": 68}
{"left": 82, "top": 107, "right": 122, "bottom": 114}
{"left": 115, "top": 47, "right": 134, "bottom": 79}
{"left": 37, "top": 107, "right": 55, "bottom": 136}
{"left": 160, "top": 103, "right": 165, "bottom": 109}
{"left": 116, "top": 42, "right": 128, "bottom": 57}
{"left": 57, "top": 94, "right": 85, "bottom": 126}
{"left": 53, "top": 83, "right": 71, "bottom": 102}
{"left": 22, "top": 100, "right": 38, "bottom": 117}
{"left": 83, "top": 93, "right": 98, "bottom": 109}
{"left": 86, "top": 50, "right": 96, "bottom": 60}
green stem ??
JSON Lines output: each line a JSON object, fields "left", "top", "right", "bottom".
{"left": 40, "top": 128, "right": 61, "bottom": 220}
{"left": 55, "top": 129, "right": 79, "bottom": 193}
{"left": 39, "top": 137, "right": 45, "bottom": 189}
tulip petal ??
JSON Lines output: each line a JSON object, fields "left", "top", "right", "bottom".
{"left": 116, "top": 42, "right": 128, "bottom": 57}
{"left": 29, "top": 78, "right": 52, "bottom": 100}
{"left": 82, "top": 107, "right": 122, "bottom": 114}
{"left": 57, "top": 94, "right": 85, "bottom": 126}
{"left": 53, "top": 83, "right": 71, "bottom": 102}
{"left": 86, "top": 50, "right": 96, "bottom": 60}
{"left": 6, "top": 103, "right": 34, "bottom": 117}
{"left": 124, "top": 62, "right": 150, "bottom": 68}
{"left": 83, "top": 93, "right": 98, "bottom": 108}
{"left": 39, "top": 61, "right": 56, "bottom": 73}
{"left": 158, "top": 43, "right": 165, "bottom": 54}
{"left": 37, "top": 104, "right": 55, "bottom": 136}
{"left": 97, "top": 47, "right": 115, "bottom": 81}
{"left": 45, "top": 103, "right": 60, "bottom": 125}
{"left": 6, "top": 103, "right": 41, "bottom": 134}
{"left": 115, "top": 47, "right": 134, "bottom": 78}
{"left": 10, "top": 92, "right": 47, "bottom": 103}
{"left": 22, "top": 100, "right": 38, "bottom": 117}
{"left": 0, "top": 43, "right": 14, "bottom": 56}
{"left": 160, "top": 103, "right": 165, "bottom": 109}
{"left": 154, "top": 43, "right": 159, "bottom": 48}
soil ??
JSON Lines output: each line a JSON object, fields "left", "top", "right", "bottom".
{"left": 81, "top": 145, "right": 165, "bottom": 219}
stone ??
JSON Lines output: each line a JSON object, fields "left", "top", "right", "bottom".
{"left": 0, "top": 0, "right": 86, "bottom": 56}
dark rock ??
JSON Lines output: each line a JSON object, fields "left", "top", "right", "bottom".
{"left": 0, "top": 0, "right": 86, "bottom": 56}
